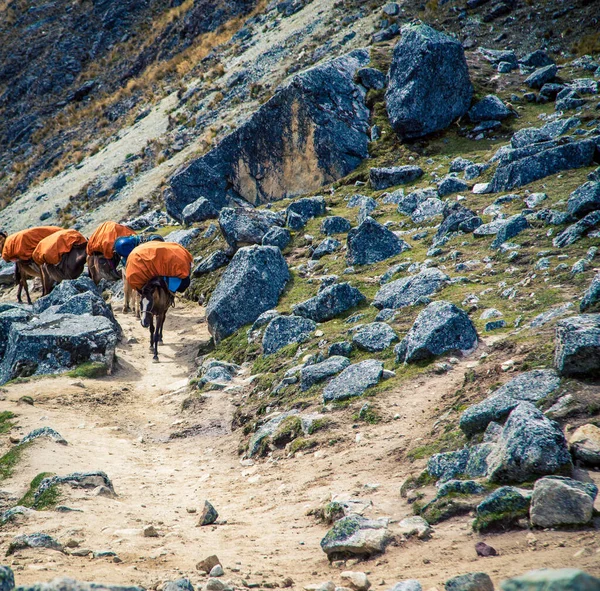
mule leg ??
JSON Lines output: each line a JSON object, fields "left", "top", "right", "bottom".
{"left": 16, "top": 280, "right": 22, "bottom": 304}
{"left": 22, "top": 277, "right": 32, "bottom": 305}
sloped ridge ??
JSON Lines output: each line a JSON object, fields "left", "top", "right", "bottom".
{"left": 168, "top": 49, "right": 371, "bottom": 220}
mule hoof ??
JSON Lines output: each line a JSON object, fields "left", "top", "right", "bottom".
{"left": 152, "top": 357, "right": 159, "bottom": 363}
{"left": 159, "top": 339, "right": 164, "bottom": 344}
{"left": 122, "top": 307, "right": 130, "bottom": 314}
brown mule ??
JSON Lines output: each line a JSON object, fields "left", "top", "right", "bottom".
{"left": 40, "top": 244, "right": 88, "bottom": 296}
{"left": 87, "top": 253, "right": 121, "bottom": 285}
{"left": 0, "top": 231, "right": 41, "bottom": 305}
{"left": 123, "top": 269, "right": 140, "bottom": 318}
{"left": 139, "top": 277, "right": 174, "bottom": 362}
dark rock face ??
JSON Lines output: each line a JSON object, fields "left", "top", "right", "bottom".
{"left": 468, "top": 95, "right": 512, "bottom": 122}
{"left": 370, "top": 166, "right": 424, "bottom": 190}
{"left": 357, "top": 67, "right": 387, "bottom": 90}
{"left": 395, "top": 301, "right": 478, "bottom": 363}
{"left": 218, "top": 207, "right": 284, "bottom": 251}
{"left": 262, "top": 315, "right": 316, "bottom": 355}
{"left": 347, "top": 217, "right": 410, "bottom": 266}
{"left": 321, "top": 216, "right": 352, "bottom": 235}
{"left": 352, "top": 322, "right": 398, "bottom": 352}
{"left": 530, "top": 476, "right": 597, "bottom": 528}
{"left": 459, "top": 369, "right": 561, "bottom": 436}
{"left": 193, "top": 250, "right": 229, "bottom": 277}
{"left": 0, "top": 308, "right": 32, "bottom": 357}
{"left": 555, "top": 314, "right": 600, "bottom": 377}
{"left": 300, "top": 356, "right": 350, "bottom": 391}
{"left": 293, "top": 282, "right": 365, "bottom": 322}
{"left": 385, "top": 24, "right": 472, "bottom": 139}
{"left": 181, "top": 197, "right": 218, "bottom": 225}
{"left": 567, "top": 181, "right": 600, "bottom": 218}
{"left": 262, "top": 226, "right": 291, "bottom": 250}
{"left": 553, "top": 210, "right": 600, "bottom": 248}
{"left": 206, "top": 246, "right": 290, "bottom": 342}
{"left": 0, "top": 313, "right": 118, "bottom": 385}
{"left": 322, "top": 359, "right": 384, "bottom": 402}
{"left": 373, "top": 268, "right": 449, "bottom": 310}
{"left": 489, "top": 140, "right": 597, "bottom": 192}
{"left": 486, "top": 402, "right": 572, "bottom": 484}
{"left": 169, "top": 50, "right": 371, "bottom": 217}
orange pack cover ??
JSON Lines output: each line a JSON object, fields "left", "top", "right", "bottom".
{"left": 32, "top": 229, "right": 87, "bottom": 266}
{"left": 126, "top": 241, "right": 193, "bottom": 291}
{"left": 87, "top": 221, "right": 136, "bottom": 259}
{"left": 2, "top": 226, "right": 62, "bottom": 262}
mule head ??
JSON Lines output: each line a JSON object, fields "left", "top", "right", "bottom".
{"left": 140, "top": 288, "right": 154, "bottom": 328}
{"left": 0, "top": 230, "right": 6, "bottom": 254}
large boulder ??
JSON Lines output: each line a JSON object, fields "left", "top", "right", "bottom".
{"left": 320, "top": 515, "right": 392, "bottom": 560}
{"left": 218, "top": 207, "right": 284, "bottom": 251}
{"left": 489, "top": 140, "right": 597, "bottom": 192}
{"left": 168, "top": 50, "right": 371, "bottom": 219}
{"left": 206, "top": 246, "right": 290, "bottom": 342}
{"left": 525, "top": 64, "right": 558, "bottom": 89}
{"left": 554, "top": 314, "right": 600, "bottom": 377}
{"left": 321, "top": 216, "right": 352, "bottom": 235}
{"left": 530, "top": 476, "right": 597, "bottom": 528}
{"left": 427, "top": 444, "right": 493, "bottom": 482}
{"left": 286, "top": 196, "right": 326, "bottom": 228}
{"left": 491, "top": 214, "right": 529, "bottom": 248}
{"left": 459, "top": 370, "right": 561, "bottom": 436}
{"left": 262, "top": 315, "right": 316, "bottom": 355}
{"left": 569, "top": 423, "right": 600, "bottom": 466}
{"left": 0, "top": 260, "right": 15, "bottom": 286}
{"left": 373, "top": 268, "right": 449, "bottom": 310}
{"left": 486, "top": 403, "right": 572, "bottom": 484}
{"left": 0, "top": 314, "right": 118, "bottom": 385}
{"left": 181, "top": 197, "right": 219, "bottom": 225}
{"left": 33, "top": 276, "right": 98, "bottom": 314}
{"left": 322, "top": 359, "right": 384, "bottom": 403}
{"left": 445, "top": 573, "right": 494, "bottom": 591}
{"left": 293, "top": 283, "right": 365, "bottom": 322}
{"left": 395, "top": 301, "right": 478, "bottom": 363}
{"left": 567, "top": 181, "right": 600, "bottom": 218}
{"left": 347, "top": 217, "right": 410, "bottom": 266}
{"left": 468, "top": 95, "right": 512, "bottom": 122}
{"left": 0, "top": 566, "right": 13, "bottom": 591}
{"left": 0, "top": 308, "right": 33, "bottom": 357}
{"left": 500, "top": 569, "right": 600, "bottom": 591}
{"left": 474, "top": 486, "right": 532, "bottom": 531}
{"left": 510, "top": 117, "right": 580, "bottom": 149}
{"left": 385, "top": 24, "right": 472, "bottom": 138}
{"left": 262, "top": 226, "right": 291, "bottom": 250}
{"left": 193, "top": 250, "right": 229, "bottom": 277}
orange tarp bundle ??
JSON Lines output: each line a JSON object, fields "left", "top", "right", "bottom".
{"left": 87, "top": 221, "right": 136, "bottom": 259}
{"left": 32, "top": 229, "right": 87, "bottom": 266}
{"left": 126, "top": 241, "right": 193, "bottom": 291}
{"left": 2, "top": 226, "right": 62, "bottom": 262}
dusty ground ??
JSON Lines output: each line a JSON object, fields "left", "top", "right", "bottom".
{"left": 1, "top": 291, "right": 600, "bottom": 590}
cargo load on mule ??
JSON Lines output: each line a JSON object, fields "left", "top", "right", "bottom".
{"left": 86, "top": 221, "right": 136, "bottom": 283}
{"left": 32, "top": 229, "right": 88, "bottom": 295}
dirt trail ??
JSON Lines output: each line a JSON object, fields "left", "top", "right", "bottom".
{"left": 1, "top": 302, "right": 600, "bottom": 589}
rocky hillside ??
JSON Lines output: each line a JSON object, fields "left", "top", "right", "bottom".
{"left": 2, "top": 0, "right": 600, "bottom": 590}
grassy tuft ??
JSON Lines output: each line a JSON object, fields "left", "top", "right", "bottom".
{"left": 67, "top": 362, "right": 108, "bottom": 379}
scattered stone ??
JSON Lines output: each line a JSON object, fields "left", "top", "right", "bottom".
{"left": 530, "top": 476, "right": 597, "bottom": 528}
{"left": 468, "top": 95, "right": 512, "bottom": 122}
{"left": 486, "top": 403, "right": 572, "bottom": 484}
{"left": 163, "top": 580, "right": 194, "bottom": 591}
{"left": 553, "top": 210, "right": 600, "bottom": 248}
{"left": 388, "top": 583, "right": 421, "bottom": 591}
{"left": 352, "top": 322, "right": 398, "bottom": 352}
{"left": 262, "top": 315, "right": 316, "bottom": 355}
{"left": 143, "top": 525, "right": 159, "bottom": 538}
{"left": 386, "top": 24, "right": 472, "bottom": 139}
{"left": 328, "top": 341, "right": 353, "bottom": 357}
{"left": 525, "top": 64, "right": 558, "bottom": 89}
{"left": 218, "top": 208, "right": 284, "bottom": 251}
{"left": 7, "top": 532, "right": 64, "bottom": 555}
{"left": 373, "top": 268, "right": 449, "bottom": 310}
{"left": 197, "top": 555, "right": 222, "bottom": 574}
{"left": 567, "top": 181, "right": 600, "bottom": 218}
{"left": 206, "top": 246, "right": 289, "bottom": 342}
{"left": 193, "top": 250, "right": 229, "bottom": 276}
{"left": 320, "top": 515, "right": 392, "bottom": 560}
{"left": 300, "top": 356, "right": 351, "bottom": 391}
{"left": 428, "top": 444, "right": 493, "bottom": 482}
{"left": 411, "top": 198, "right": 444, "bottom": 223}
{"left": 475, "top": 542, "right": 497, "bottom": 557}
{"left": 340, "top": 572, "right": 371, "bottom": 591}
{"left": 445, "top": 573, "right": 493, "bottom": 591}
{"left": 210, "top": 565, "right": 225, "bottom": 578}
{"left": 198, "top": 500, "right": 218, "bottom": 526}
{"left": 554, "top": 314, "right": 600, "bottom": 377}
{"left": 491, "top": 215, "right": 529, "bottom": 248}
{"left": 397, "top": 516, "right": 431, "bottom": 540}
{"left": 287, "top": 196, "right": 327, "bottom": 228}
{"left": 205, "top": 579, "right": 225, "bottom": 591}
{"left": 500, "top": 568, "right": 600, "bottom": 591}
{"left": 312, "top": 238, "right": 342, "bottom": 260}
{"left": 357, "top": 67, "right": 387, "bottom": 90}
{"left": 20, "top": 427, "right": 67, "bottom": 446}
{"left": 370, "top": 166, "right": 424, "bottom": 190}
{"left": 459, "top": 369, "right": 561, "bottom": 436}
{"left": 322, "top": 216, "right": 352, "bottom": 235}
{"left": 262, "top": 226, "right": 291, "bottom": 250}
{"left": 323, "top": 359, "right": 384, "bottom": 403}
{"left": 474, "top": 486, "right": 532, "bottom": 531}
{"left": 395, "top": 301, "right": 478, "bottom": 363}
{"left": 293, "top": 282, "right": 365, "bottom": 322}
{"left": 164, "top": 228, "right": 201, "bottom": 247}
{"left": 570, "top": 424, "right": 600, "bottom": 466}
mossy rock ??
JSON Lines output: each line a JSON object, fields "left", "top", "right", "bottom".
{"left": 289, "top": 438, "right": 317, "bottom": 455}
{"left": 271, "top": 416, "right": 303, "bottom": 448}
{"left": 419, "top": 494, "right": 476, "bottom": 525}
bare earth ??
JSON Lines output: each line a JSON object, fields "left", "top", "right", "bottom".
{"left": 1, "top": 298, "right": 599, "bottom": 590}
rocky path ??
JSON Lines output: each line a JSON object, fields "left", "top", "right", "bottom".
{"left": 1, "top": 302, "right": 600, "bottom": 589}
